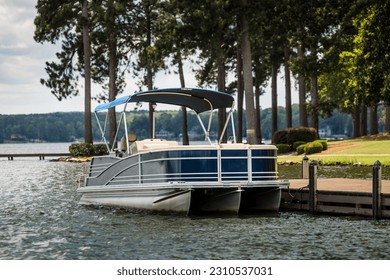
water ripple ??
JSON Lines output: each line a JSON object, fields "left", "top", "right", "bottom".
{"left": 1, "top": 157, "right": 390, "bottom": 259}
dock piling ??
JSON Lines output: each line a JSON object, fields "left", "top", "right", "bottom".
{"left": 372, "top": 160, "right": 382, "bottom": 219}
{"left": 302, "top": 156, "right": 309, "bottom": 179}
{"left": 308, "top": 160, "right": 318, "bottom": 214}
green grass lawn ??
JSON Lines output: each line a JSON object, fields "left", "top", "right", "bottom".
{"left": 326, "top": 139, "right": 390, "bottom": 154}
{"left": 278, "top": 164, "right": 390, "bottom": 180}
{"left": 277, "top": 137, "right": 390, "bottom": 166}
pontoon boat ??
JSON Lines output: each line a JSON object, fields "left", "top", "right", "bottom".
{"left": 78, "top": 88, "right": 289, "bottom": 215}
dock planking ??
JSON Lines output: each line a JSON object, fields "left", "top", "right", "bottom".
{"left": 0, "top": 153, "right": 71, "bottom": 160}
{"left": 281, "top": 178, "right": 390, "bottom": 218}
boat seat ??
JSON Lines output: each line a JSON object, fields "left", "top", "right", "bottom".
{"left": 219, "top": 143, "right": 249, "bottom": 149}
{"left": 120, "top": 133, "right": 137, "bottom": 152}
{"left": 131, "top": 139, "right": 179, "bottom": 153}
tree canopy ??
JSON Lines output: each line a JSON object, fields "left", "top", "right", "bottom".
{"left": 34, "top": 0, "right": 390, "bottom": 143}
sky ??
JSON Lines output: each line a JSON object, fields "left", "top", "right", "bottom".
{"left": 0, "top": 0, "right": 298, "bottom": 115}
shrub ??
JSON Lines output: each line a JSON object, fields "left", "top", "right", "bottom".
{"left": 287, "top": 127, "right": 318, "bottom": 143}
{"left": 296, "top": 144, "right": 306, "bottom": 155}
{"left": 69, "top": 143, "right": 93, "bottom": 157}
{"left": 273, "top": 127, "right": 318, "bottom": 145}
{"left": 293, "top": 141, "right": 306, "bottom": 151}
{"left": 305, "top": 141, "right": 323, "bottom": 155}
{"left": 93, "top": 144, "right": 109, "bottom": 156}
{"left": 276, "top": 144, "right": 291, "bottom": 154}
{"left": 315, "top": 139, "right": 328, "bottom": 151}
{"left": 273, "top": 130, "right": 288, "bottom": 145}
{"left": 69, "top": 143, "right": 108, "bottom": 157}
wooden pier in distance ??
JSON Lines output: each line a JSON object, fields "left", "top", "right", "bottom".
{"left": 0, "top": 153, "right": 71, "bottom": 160}
{"left": 281, "top": 161, "right": 390, "bottom": 219}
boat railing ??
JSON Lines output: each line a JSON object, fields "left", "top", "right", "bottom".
{"left": 85, "top": 145, "right": 279, "bottom": 187}
{"left": 122, "top": 140, "right": 277, "bottom": 155}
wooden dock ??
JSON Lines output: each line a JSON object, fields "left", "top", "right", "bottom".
{"left": 281, "top": 178, "right": 390, "bottom": 218}
{"left": 0, "top": 153, "right": 71, "bottom": 160}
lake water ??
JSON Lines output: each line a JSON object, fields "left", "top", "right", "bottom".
{"left": 1, "top": 143, "right": 390, "bottom": 260}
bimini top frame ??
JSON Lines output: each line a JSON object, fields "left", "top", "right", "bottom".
{"left": 94, "top": 88, "right": 236, "bottom": 153}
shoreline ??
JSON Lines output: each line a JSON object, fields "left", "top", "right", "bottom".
{"left": 51, "top": 156, "right": 92, "bottom": 163}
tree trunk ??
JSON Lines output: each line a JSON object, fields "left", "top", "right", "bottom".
{"left": 360, "top": 105, "right": 367, "bottom": 136}
{"left": 370, "top": 103, "right": 378, "bottom": 135}
{"left": 385, "top": 103, "right": 390, "bottom": 133}
{"left": 297, "top": 45, "right": 308, "bottom": 127}
{"left": 145, "top": 8, "right": 154, "bottom": 139}
{"left": 148, "top": 85, "right": 154, "bottom": 140}
{"left": 217, "top": 57, "right": 227, "bottom": 143}
{"left": 284, "top": 46, "right": 292, "bottom": 128}
{"left": 236, "top": 47, "right": 244, "bottom": 143}
{"left": 177, "top": 54, "right": 189, "bottom": 145}
{"left": 108, "top": 24, "right": 117, "bottom": 148}
{"left": 352, "top": 106, "right": 361, "bottom": 138}
{"left": 240, "top": 0, "right": 257, "bottom": 144}
{"left": 254, "top": 72, "right": 262, "bottom": 143}
{"left": 310, "top": 71, "right": 319, "bottom": 133}
{"left": 81, "top": 0, "right": 93, "bottom": 144}
{"left": 271, "top": 60, "right": 278, "bottom": 140}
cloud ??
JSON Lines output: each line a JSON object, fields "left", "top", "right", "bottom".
{"left": 0, "top": 0, "right": 298, "bottom": 115}
{"left": 0, "top": 0, "right": 61, "bottom": 113}
{"left": 0, "top": 0, "right": 35, "bottom": 44}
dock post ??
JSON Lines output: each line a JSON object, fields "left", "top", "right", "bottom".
{"left": 302, "top": 156, "right": 309, "bottom": 179}
{"left": 372, "top": 160, "right": 382, "bottom": 219}
{"left": 308, "top": 160, "right": 318, "bottom": 214}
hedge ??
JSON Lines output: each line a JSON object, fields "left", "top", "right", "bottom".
{"left": 296, "top": 144, "right": 306, "bottom": 155}
{"left": 305, "top": 142, "right": 323, "bottom": 155}
{"left": 314, "top": 139, "right": 328, "bottom": 150}
{"left": 276, "top": 144, "right": 291, "bottom": 154}
{"left": 69, "top": 143, "right": 108, "bottom": 157}
{"left": 293, "top": 141, "right": 306, "bottom": 151}
{"left": 294, "top": 139, "right": 328, "bottom": 155}
{"left": 273, "top": 127, "right": 318, "bottom": 145}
